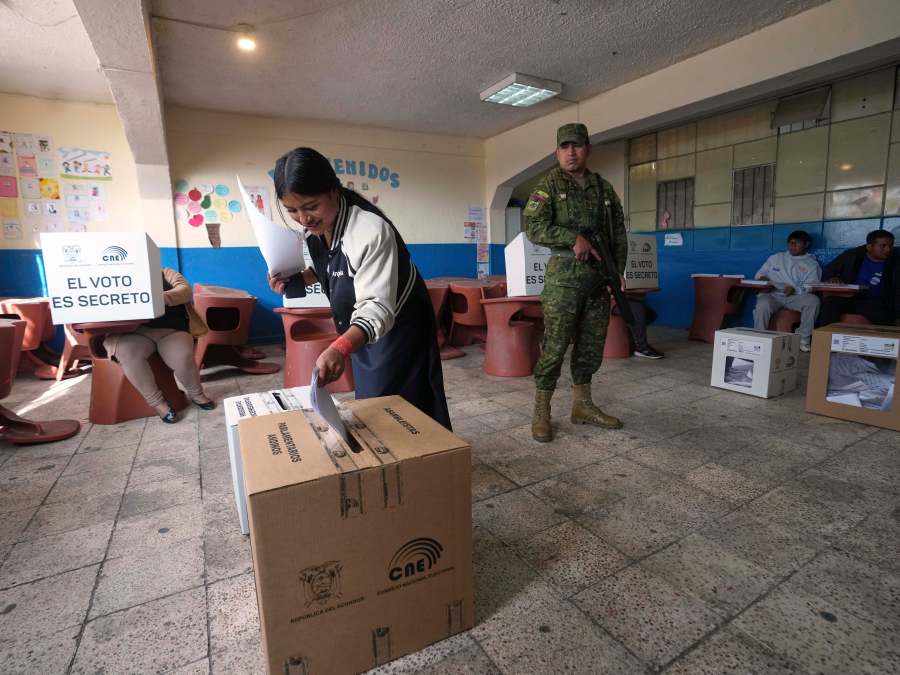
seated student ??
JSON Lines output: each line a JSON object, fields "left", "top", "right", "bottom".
{"left": 102, "top": 268, "right": 214, "bottom": 423}
{"left": 752, "top": 230, "right": 821, "bottom": 351}
{"left": 819, "top": 229, "right": 899, "bottom": 326}
{"left": 612, "top": 298, "right": 663, "bottom": 359}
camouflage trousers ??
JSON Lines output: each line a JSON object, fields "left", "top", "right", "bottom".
{"left": 533, "top": 259, "right": 610, "bottom": 391}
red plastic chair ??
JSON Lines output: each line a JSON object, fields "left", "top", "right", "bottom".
{"left": 276, "top": 310, "right": 354, "bottom": 393}
{"left": 87, "top": 334, "right": 188, "bottom": 425}
{"left": 427, "top": 286, "right": 465, "bottom": 360}
{"left": 193, "top": 294, "right": 279, "bottom": 374}
{"left": 688, "top": 277, "right": 745, "bottom": 343}
{"left": 56, "top": 324, "right": 93, "bottom": 381}
{"left": 770, "top": 309, "right": 802, "bottom": 333}
{"left": 448, "top": 284, "right": 488, "bottom": 346}
{"left": 0, "top": 318, "right": 80, "bottom": 444}
{"left": 481, "top": 299, "right": 539, "bottom": 377}
{"left": 839, "top": 314, "right": 871, "bottom": 325}
{"left": 0, "top": 298, "right": 66, "bottom": 379}
{"left": 481, "top": 282, "right": 507, "bottom": 299}
{"left": 603, "top": 297, "right": 632, "bottom": 359}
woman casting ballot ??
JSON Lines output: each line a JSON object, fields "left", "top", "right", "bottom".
{"left": 268, "top": 147, "right": 451, "bottom": 430}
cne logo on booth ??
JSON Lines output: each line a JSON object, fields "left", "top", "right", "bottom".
{"left": 101, "top": 246, "right": 128, "bottom": 263}
{"left": 388, "top": 537, "right": 443, "bottom": 581}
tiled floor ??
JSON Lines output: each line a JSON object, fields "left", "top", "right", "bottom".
{"left": 1, "top": 328, "right": 898, "bottom": 674}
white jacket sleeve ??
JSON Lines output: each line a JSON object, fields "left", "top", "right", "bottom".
{"left": 801, "top": 259, "right": 822, "bottom": 287}
{"left": 755, "top": 254, "right": 775, "bottom": 281}
{"left": 343, "top": 212, "right": 399, "bottom": 343}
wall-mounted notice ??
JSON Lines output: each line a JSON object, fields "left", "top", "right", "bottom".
{"left": 0, "top": 132, "right": 13, "bottom": 174}
{"left": 21, "top": 177, "right": 39, "bottom": 199}
{"left": 0, "top": 175, "right": 16, "bottom": 198}
{"left": 664, "top": 233, "right": 683, "bottom": 247}
{"left": 243, "top": 185, "right": 271, "bottom": 219}
{"left": 3, "top": 220, "right": 21, "bottom": 240}
{"left": 59, "top": 147, "right": 112, "bottom": 180}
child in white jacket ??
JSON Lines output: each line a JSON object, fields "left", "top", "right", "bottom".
{"left": 752, "top": 230, "right": 821, "bottom": 351}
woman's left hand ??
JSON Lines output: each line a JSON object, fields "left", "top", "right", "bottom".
{"left": 315, "top": 347, "right": 345, "bottom": 384}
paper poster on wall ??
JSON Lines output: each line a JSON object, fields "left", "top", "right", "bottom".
{"left": 39, "top": 177, "right": 60, "bottom": 200}
{"left": 20, "top": 177, "right": 39, "bottom": 199}
{"left": 67, "top": 205, "right": 90, "bottom": 226}
{"left": 44, "top": 199, "right": 62, "bottom": 217}
{"left": 59, "top": 147, "right": 112, "bottom": 180}
{"left": 90, "top": 200, "right": 108, "bottom": 222}
{"left": 0, "top": 197, "right": 17, "bottom": 219}
{"left": 0, "top": 175, "right": 16, "bottom": 198}
{"left": 243, "top": 185, "right": 271, "bottom": 218}
{"left": 13, "top": 133, "right": 37, "bottom": 155}
{"left": 3, "top": 220, "right": 22, "bottom": 240}
{"left": 0, "top": 132, "right": 12, "bottom": 174}
{"left": 36, "top": 135, "right": 52, "bottom": 155}
{"left": 174, "top": 179, "right": 242, "bottom": 248}
{"left": 46, "top": 220, "right": 65, "bottom": 233}
{"left": 477, "top": 242, "right": 490, "bottom": 263}
{"left": 477, "top": 262, "right": 490, "bottom": 279}
{"left": 37, "top": 157, "right": 55, "bottom": 177}
{"left": 17, "top": 155, "right": 37, "bottom": 178}
{"left": 25, "top": 200, "right": 41, "bottom": 216}
{"left": 66, "top": 222, "right": 86, "bottom": 232}
{"left": 664, "top": 233, "right": 683, "bottom": 247}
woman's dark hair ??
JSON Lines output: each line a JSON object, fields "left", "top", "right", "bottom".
{"left": 787, "top": 230, "right": 811, "bottom": 245}
{"left": 272, "top": 146, "right": 392, "bottom": 225}
{"left": 273, "top": 147, "right": 340, "bottom": 199}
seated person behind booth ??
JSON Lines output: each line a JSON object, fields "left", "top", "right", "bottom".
{"left": 612, "top": 298, "right": 663, "bottom": 359}
{"left": 752, "top": 230, "right": 821, "bottom": 351}
{"left": 819, "top": 229, "right": 899, "bottom": 327}
{"left": 102, "top": 268, "right": 215, "bottom": 423}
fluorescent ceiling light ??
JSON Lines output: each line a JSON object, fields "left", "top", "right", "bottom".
{"left": 480, "top": 73, "right": 562, "bottom": 107}
{"left": 236, "top": 24, "right": 256, "bottom": 51}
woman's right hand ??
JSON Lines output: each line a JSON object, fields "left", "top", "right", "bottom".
{"left": 268, "top": 272, "right": 287, "bottom": 295}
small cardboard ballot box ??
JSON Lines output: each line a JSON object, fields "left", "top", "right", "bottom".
{"left": 806, "top": 323, "right": 900, "bottom": 431}
{"left": 624, "top": 234, "right": 658, "bottom": 290}
{"left": 505, "top": 231, "right": 550, "bottom": 297}
{"left": 239, "top": 396, "right": 474, "bottom": 675}
{"left": 223, "top": 387, "right": 312, "bottom": 535}
{"left": 711, "top": 328, "right": 800, "bottom": 398}
{"left": 39, "top": 231, "right": 164, "bottom": 324}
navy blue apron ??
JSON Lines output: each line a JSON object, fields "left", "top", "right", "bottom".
{"left": 305, "top": 194, "right": 452, "bottom": 430}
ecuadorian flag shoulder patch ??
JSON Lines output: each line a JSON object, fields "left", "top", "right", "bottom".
{"left": 524, "top": 189, "right": 550, "bottom": 215}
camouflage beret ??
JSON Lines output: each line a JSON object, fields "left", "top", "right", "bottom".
{"left": 557, "top": 123, "right": 589, "bottom": 146}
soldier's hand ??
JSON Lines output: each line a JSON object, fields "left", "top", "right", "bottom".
{"left": 573, "top": 234, "right": 597, "bottom": 262}
{"left": 619, "top": 274, "right": 627, "bottom": 292}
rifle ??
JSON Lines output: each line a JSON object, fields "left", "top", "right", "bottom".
{"left": 586, "top": 199, "right": 636, "bottom": 329}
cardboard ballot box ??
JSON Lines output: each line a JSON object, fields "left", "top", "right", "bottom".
{"left": 623, "top": 233, "right": 658, "bottom": 290}
{"left": 505, "top": 231, "right": 550, "bottom": 297}
{"left": 239, "top": 396, "right": 473, "bottom": 675}
{"left": 223, "top": 387, "right": 312, "bottom": 535}
{"left": 39, "top": 232, "right": 164, "bottom": 324}
{"left": 711, "top": 328, "right": 799, "bottom": 398}
{"left": 806, "top": 323, "right": 900, "bottom": 431}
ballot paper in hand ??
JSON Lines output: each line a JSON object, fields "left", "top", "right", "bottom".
{"left": 310, "top": 368, "right": 349, "bottom": 443}
{"left": 237, "top": 176, "right": 305, "bottom": 278}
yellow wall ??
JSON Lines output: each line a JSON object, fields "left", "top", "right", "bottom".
{"left": 0, "top": 93, "right": 173, "bottom": 248}
{"left": 624, "top": 66, "right": 900, "bottom": 231}
{"left": 165, "top": 107, "right": 485, "bottom": 249}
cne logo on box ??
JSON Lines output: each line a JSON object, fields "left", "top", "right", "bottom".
{"left": 101, "top": 246, "right": 128, "bottom": 263}
{"left": 388, "top": 537, "right": 443, "bottom": 581}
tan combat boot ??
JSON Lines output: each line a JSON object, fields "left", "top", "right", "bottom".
{"left": 532, "top": 389, "right": 553, "bottom": 443}
{"left": 571, "top": 383, "right": 623, "bottom": 429}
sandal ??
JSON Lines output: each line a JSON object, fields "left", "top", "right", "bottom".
{"left": 192, "top": 398, "right": 216, "bottom": 411}
{"left": 161, "top": 409, "right": 177, "bottom": 424}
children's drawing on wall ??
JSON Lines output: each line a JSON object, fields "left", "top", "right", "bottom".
{"left": 44, "top": 200, "right": 61, "bottom": 217}
{"left": 3, "top": 220, "right": 22, "bottom": 240}
{"left": 243, "top": 185, "right": 271, "bottom": 218}
{"left": 13, "top": 133, "right": 37, "bottom": 155}
{"left": 173, "top": 179, "right": 242, "bottom": 248}
{"left": 0, "top": 175, "right": 16, "bottom": 198}
{"left": 59, "top": 147, "right": 113, "bottom": 180}
{"left": 16, "top": 154, "right": 37, "bottom": 178}
{"left": 21, "top": 177, "right": 39, "bottom": 200}
{"left": 0, "top": 132, "right": 13, "bottom": 175}
{"left": 39, "top": 177, "right": 60, "bottom": 200}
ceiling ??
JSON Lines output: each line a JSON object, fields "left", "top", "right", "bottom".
{"left": 0, "top": 0, "right": 111, "bottom": 102}
{"left": 149, "top": 0, "right": 828, "bottom": 138}
{"left": 0, "top": 0, "right": 831, "bottom": 138}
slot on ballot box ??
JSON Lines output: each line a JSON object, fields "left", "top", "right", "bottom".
{"left": 238, "top": 396, "right": 473, "bottom": 674}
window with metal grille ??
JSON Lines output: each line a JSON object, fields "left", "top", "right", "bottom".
{"left": 774, "top": 87, "right": 830, "bottom": 134}
{"left": 732, "top": 164, "right": 775, "bottom": 226}
{"left": 656, "top": 178, "right": 694, "bottom": 229}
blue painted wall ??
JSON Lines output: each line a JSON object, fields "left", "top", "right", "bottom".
{"left": 3, "top": 218, "right": 896, "bottom": 340}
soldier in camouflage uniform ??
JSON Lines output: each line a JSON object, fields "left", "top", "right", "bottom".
{"left": 525, "top": 123, "right": 629, "bottom": 442}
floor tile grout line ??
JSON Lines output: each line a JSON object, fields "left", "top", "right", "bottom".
{"left": 197, "top": 409, "right": 216, "bottom": 674}
{"left": 66, "top": 417, "right": 148, "bottom": 675}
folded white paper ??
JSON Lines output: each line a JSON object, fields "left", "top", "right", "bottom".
{"left": 310, "top": 368, "right": 349, "bottom": 443}
{"left": 237, "top": 176, "right": 305, "bottom": 278}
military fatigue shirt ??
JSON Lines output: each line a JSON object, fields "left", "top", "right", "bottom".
{"left": 524, "top": 167, "right": 628, "bottom": 275}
